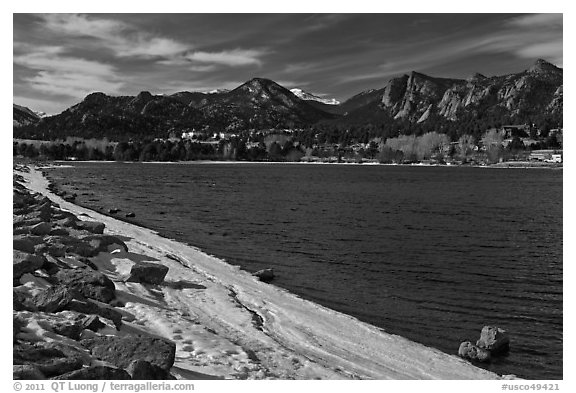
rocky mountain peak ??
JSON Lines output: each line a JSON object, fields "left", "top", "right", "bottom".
{"left": 467, "top": 73, "right": 487, "bottom": 82}
{"left": 528, "top": 58, "right": 561, "bottom": 74}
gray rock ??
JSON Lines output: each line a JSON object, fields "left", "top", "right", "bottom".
{"left": 76, "top": 220, "right": 105, "bottom": 234}
{"left": 30, "top": 222, "right": 52, "bottom": 236}
{"left": 55, "top": 268, "right": 115, "bottom": 303}
{"left": 476, "top": 326, "right": 510, "bottom": 354}
{"left": 81, "top": 315, "right": 106, "bottom": 332}
{"left": 81, "top": 335, "right": 176, "bottom": 371}
{"left": 127, "top": 359, "right": 172, "bottom": 380}
{"left": 127, "top": 262, "right": 169, "bottom": 285}
{"left": 13, "top": 365, "right": 45, "bottom": 380}
{"left": 253, "top": 268, "right": 275, "bottom": 282}
{"left": 13, "top": 250, "right": 45, "bottom": 279}
{"left": 49, "top": 227, "right": 70, "bottom": 236}
{"left": 32, "top": 286, "right": 77, "bottom": 313}
{"left": 81, "top": 235, "right": 128, "bottom": 253}
{"left": 458, "top": 341, "right": 491, "bottom": 362}
{"left": 13, "top": 235, "right": 42, "bottom": 253}
{"left": 52, "top": 366, "right": 131, "bottom": 380}
{"left": 66, "top": 299, "right": 123, "bottom": 329}
{"left": 37, "top": 357, "right": 84, "bottom": 378}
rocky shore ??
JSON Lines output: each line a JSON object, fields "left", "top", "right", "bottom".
{"left": 13, "top": 164, "right": 178, "bottom": 380}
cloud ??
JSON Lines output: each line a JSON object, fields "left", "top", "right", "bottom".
{"left": 185, "top": 49, "right": 267, "bottom": 67}
{"left": 14, "top": 45, "right": 123, "bottom": 98}
{"left": 38, "top": 14, "right": 189, "bottom": 58}
{"left": 508, "top": 13, "right": 562, "bottom": 28}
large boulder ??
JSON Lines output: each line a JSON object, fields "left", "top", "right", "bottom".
{"left": 13, "top": 235, "right": 43, "bottom": 253}
{"left": 81, "top": 235, "right": 128, "bottom": 254}
{"left": 30, "top": 222, "right": 52, "bottom": 236}
{"left": 458, "top": 341, "right": 491, "bottom": 362}
{"left": 13, "top": 365, "right": 45, "bottom": 380}
{"left": 13, "top": 250, "right": 45, "bottom": 279}
{"left": 81, "top": 335, "right": 176, "bottom": 371}
{"left": 476, "top": 326, "right": 510, "bottom": 354}
{"left": 127, "top": 359, "right": 173, "bottom": 380}
{"left": 32, "top": 286, "right": 77, "bottom": 313}
{"left": 52, "top": 366, "right": 131, "bottom": 380}
{"left": 65, "top": 299, "right": 123, "bottom": 329}
{"left": 127, "top": 262, "right": 169, "bottom": 285}
{"left": 55, "top": 268, "right": 116, "bottom": 303}
{"left": 76, "top": 220, "right": 105, "bottom": 234}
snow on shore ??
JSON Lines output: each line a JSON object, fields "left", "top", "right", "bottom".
{"left": 21, "top": 166, "right": 504, "bottom": 380}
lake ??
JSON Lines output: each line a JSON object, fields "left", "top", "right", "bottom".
{"left": 45, "top": 162, "right": 563, "bottom": 379}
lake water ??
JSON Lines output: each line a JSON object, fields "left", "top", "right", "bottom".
{"left": 46, "top": 162, "right": 563, "bottom": 379}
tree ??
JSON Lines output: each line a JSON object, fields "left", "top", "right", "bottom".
{"left": 457, "top": 134, "right": 476, "bottom": 161}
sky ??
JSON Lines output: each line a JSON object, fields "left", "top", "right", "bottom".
{"left": 13, "top": 13, "right": 563, "bottom": 115}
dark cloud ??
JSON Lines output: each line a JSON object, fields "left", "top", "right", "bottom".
{"left": 13, "top": 13, "right": 563, "bottom": 114}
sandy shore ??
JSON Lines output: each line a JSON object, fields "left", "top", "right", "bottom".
{"left": 14, "top": 165, "right": 509, "bottom": 380}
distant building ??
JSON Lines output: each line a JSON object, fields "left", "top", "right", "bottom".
{"left": 529, "top": 149, "right": 562, "bottom": 162}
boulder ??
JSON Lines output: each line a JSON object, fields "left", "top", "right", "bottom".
{"left": 13, "top": 235, "right": 43, "bottom": 253}
{"left": 14, "top": 314, "right": 26, "bottom": 343}
{"left": 66, "top": 299, "right": 123, "bottom": 329}
{"left": 125, "top": 212, "right": 136, "bottom": 218}
{"left": 81, "top": 315, "right": 106, "bottom": 332}
{"left": 108, "top": 208, "right": 120, "bottom": 214}
{"left": 49, "top": 227, "right": 70, "bottom": 236}
{"left": 458, "top": 341, "right": 491, "bottom": 362}
{"left": 81, "top": 335, "right": 176, "bottom": 371}
{"left": 30, "top": 222, "right": 52, "bottom": 236}
{"left": 32, "top": 286, "right": 77, "bottom": 313}
{"left": 476, "top": 326, "right": 510, "bottom": 354}
{"left": 81, "top": 235, "right": 128, "bottom": 254}
{"left": 55, "top": 268, "right": 115, "bottom": 303}
{"left": 36, "top": 356, "right": 84, "bottom": 378}
{"left": 13, "top": 250, "right": 45, "bottom": 279}
{"left": 76, "top": 220, "right": 105, "bottom": 234}
{"left": 127, "top": 359, "right": 173, "bottom": 380}
{"left": 14, "top": 290, "right": 34, "bottom": 311}
{"left": 253, "top": 268, "right": 275, "bottom": 282}
{"left": 52, "top": 366, "right": 131, "bottom": 380}
{"left": 127, "top": 262, "right": 169, "bottom": 285}
{"left": 13, "top": 365, "right": 45, "bottom": 380}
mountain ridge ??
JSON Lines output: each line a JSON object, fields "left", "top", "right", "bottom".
{"left": 14, "top": 59, "right": 562, "bottom": 141}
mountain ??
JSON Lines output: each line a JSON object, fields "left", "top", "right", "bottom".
{"left": 13, "top": 104, "right": 41, "bottom": 127}
{"left": 341, "top": 58, "right": 562, "bottom": 124}
{"left": 290, "top": 88, "right": 340, "bottom": 105}
{"left": 13, "top": 60, "right": 562, "bottom": 141}
{"left": 14, "top": 78, "right": 335, "bottom": 140}
{"left": 190, "top": 78, "right": 334, "bottom": 131}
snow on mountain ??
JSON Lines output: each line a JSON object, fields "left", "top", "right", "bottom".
{"left": 290, "top": 88, "right": 340, "bottom": 105}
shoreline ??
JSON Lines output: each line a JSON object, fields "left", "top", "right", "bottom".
{"left": 15, "top": 165, "right": 512, "bottom": 380}
{"left": 49, "top": 158, "right": 562, "bottom": 170}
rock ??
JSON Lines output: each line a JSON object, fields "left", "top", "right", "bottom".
{"left": 66, "top": 299, "right": 123, "bottom": 329}
{"left": 14, "top": 342, "right": 66, "bottom": 364}
{"left": 36, "top": 357, "right": 84, "bottom": 378}
{"left": 476, "top": 326, "right": 510, "bottom": 354}
{"left": 81, "top": 315, "right": 106, "bottom": 332}
{"left": 108, "top": 208, "right": 120, "bottom": 214}
{"left": 14, "top": 314, "right": 26, "bottom": 343}
{"left": 127, "top": 359, "right": 172, "bottom": 380}
{"left": 13, "top": 365, "right": 45, "bottom": 380}
{"left": 52, "top": 366, "right": 131, "bottom": 380}
{"left": 76, "top": 220, "right": 105, "bottom": 234}
{"left": 30, "top": 222, "right": 52, "bottom": 236}
{"left": 55, "top": 268, "right": 116, "bottom": 303}
{"left": 14, "top": 290, "right": 34, "bottom": 311}
{"left": 13, "top": 235, "right": 42, "bottom": 253}
{"left": 81, "top": 335, "right": 176, "bottom": 371}
{"left": 63, "top": 195, "right": 76, "bottom": 202}
{"left": 458, "top": 341, "right": 491, "bottom": 362}
{"left": 32, "top": 286, "right": 77, "bottom": 313}
{"left": 49, "top": 227, "right": 69, "bottom": 236}
{"left": 125, "top": 212, "right": 136, "bottom": 218}
{"left": 81, "top": 235, "right": 128, "bottom": 253}
{"left": 253, "top": 268, "right": 275, "bottom": 282}
{"left": 127, "top": 262, "right": 169, "bottom": 285}
{"left": 13, "top": 250, "right": 45, "bottom": 279}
